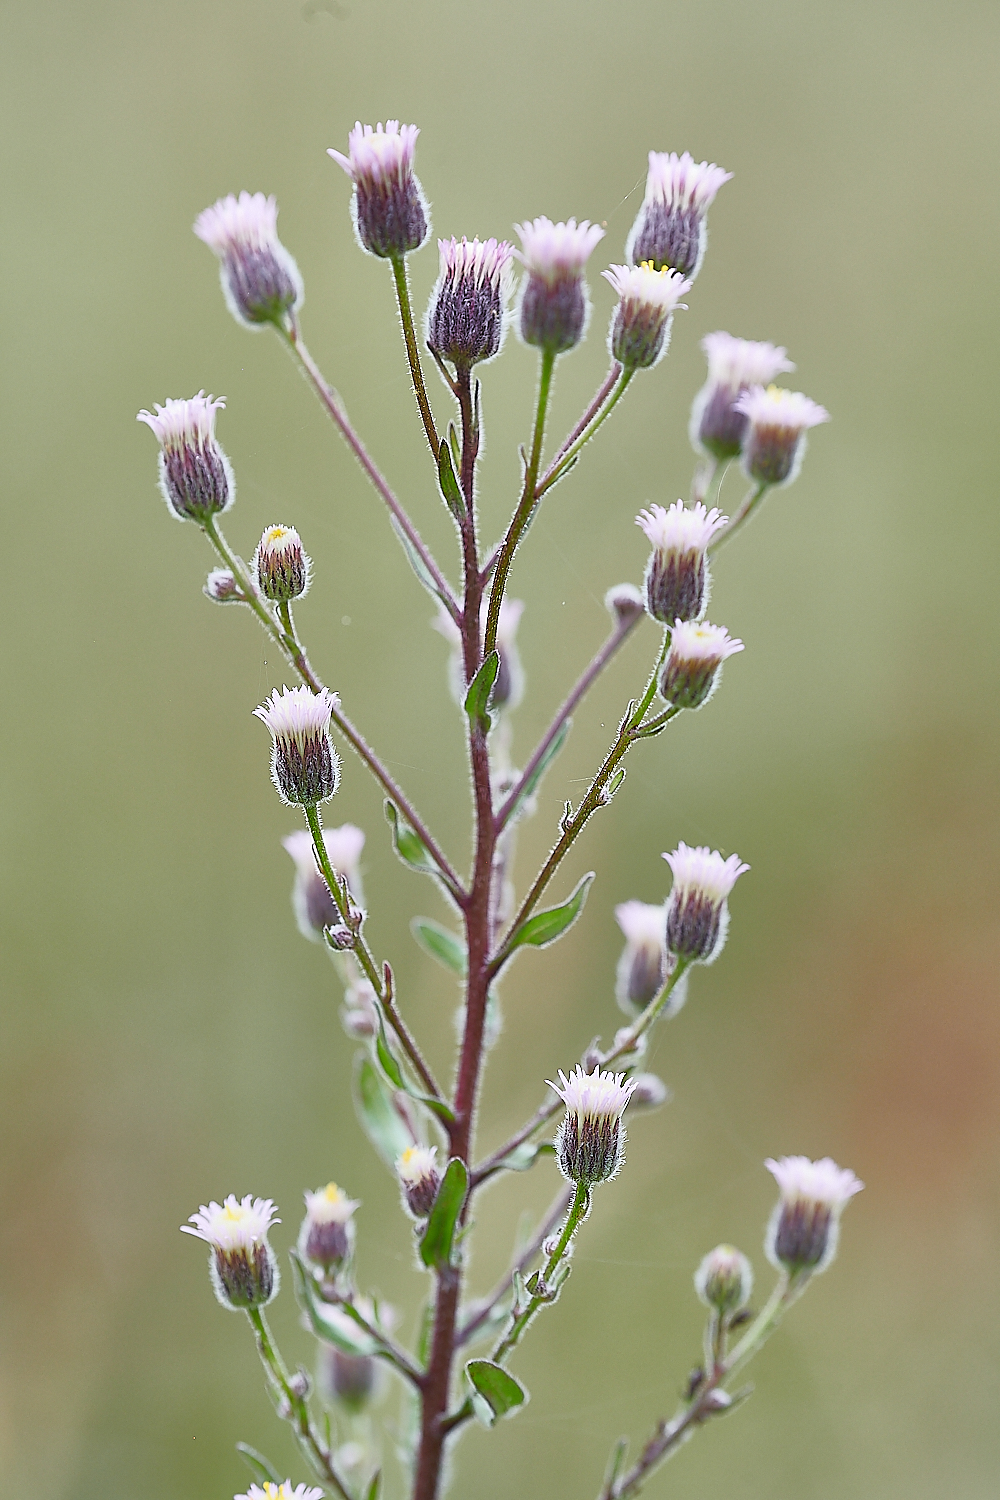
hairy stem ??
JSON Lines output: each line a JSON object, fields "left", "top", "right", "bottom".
{"left": 391, "top": 254, "right": 440, "bottom": 458}
{"left": 535, "top": 365, "right": 634, "bottom": 499}
{"left": 246, "top": 1307, "right": 353, "bottom": 1500}
{"left": 490, "top": 1179, "right": 591, "bottom": 1365}
{"left": 709, "top": 481, "right": 769, "bottom": 554}
{"left": 457, "top": 1185, "right": 573, "bottom": 1345}
{"left": 538, "top": 361, "right": 622, "bottom": 491}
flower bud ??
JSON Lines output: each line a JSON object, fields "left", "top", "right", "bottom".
{"left": 690, "top": 333, "right": 795, "bottom": 460}
{"left": 605, "top": 582, "right": 645, "bottom": 630}
{"left": 395, "top": 1144, "right": 441, "bottom": 1219}
{"left": 614, "top": 900, "right": 668, "bottom": 1015}
{"left": 236, "top": 1484, "right": 323, "bottom": 1500}
{"left": 253, "top": 524, "right": 311, "bottom": 603}
{"left": 662, "top": 842, "right": 749, "bottom": 965}
{"left": 636, "top": 501, "right": 728, "bottom": 624}
{"left": 193, "top": 192, "right": 303, "bottom": 330}
{"left": 328, "top": 120, "right": 429, "bottom": 259}
{"left": 299, "top": 1182, "right": 359, "bottom": 1274}
{"left": 204, "top": 567, "right": 244, "bottom": 604}
{"left": 136, "top": 392, "right": 233, "bottom": 523}
{"left": 659, "top": 621, "right": 744, "bottom": 710}
{"left": 694, "top": 1244, "right": 754, "bottom": 1315}
{"left": 735, "top": 385, "right": 830, "bottom": 487}
{"left": 628, "top": 1072, "right": 671, "bottom": 1111}
{"left": 764, "top": 1155, "right": 864, "bottom": 1277}
{"left": 625, "top": 151, "right": 731, "bottom": 279}
{"left": 254, "top": 686, "right": 341, "bottom": 806}
{"left": 327, "top": 1348, "right": 377, "bottom": 1412}
{"left": 427, "top": 237, "right": 516, "bottom": 370}
{"left": 341, "top": 979, "right": 378, "bottom": 1039}
{"left": 514, "top": 217, "right": 605, "bottom": 354}
{"left": 181, "top": 1195, "right": 280, "bottom": 1310}
{"left": 283, "top": 825, "right": 365, "bottom": 941}
{"left": 548, "top": 1065, "right": 637, "bottom": 1185}
{"left": 602, "top": 261, "right": 690, "bottom": 370}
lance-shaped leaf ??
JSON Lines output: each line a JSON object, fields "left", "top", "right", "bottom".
{"left": 411, "top": 917, "right": 467, "bottom": 975}
{"left": 375, "top": 1015, "right": 405, "bottom": 1090}
{"left": 506, "top": 871, "right": 595, "bottom": 954}
{"left": 437, "top": 439, "right": 464, "bottom": 521}
{"left": 465, "top": 1360, "right": 528, "bottom": 1425}
{"left": 355, "top": 1055, "right": 414, "bottom": 1167}
{"left": 419, "top": 1157, "right": 468, "bottom": 1270}
{"left": 389, "top": 516, "right": 454, "bottom": 611}
{"left": 236, "top": 1444, "right": 284, "bottom": 1486}
{"left": 464, "top": 651, "right": 499, "bottom": 731}
{"left": 385, "top": 800, "right": 440, "bottom": 879}
{"left": 364, "top": 1473, "right": 382, "bottom": 1500}
{"left": 504, "top": 718, "right": 571, "bottom": 824}
{"left": 289, "top": 1251, "right": 378, "bottom": 1355}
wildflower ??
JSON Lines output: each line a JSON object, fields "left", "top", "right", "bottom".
{"left": 602, "top": 261, "right": 690, "bottom": 370}
{"left": 735, "top": 385, "right": 830, "bottom": 487}
{"left": 514, "top": 216, "right": 605, "bottom": 354}
{"left": 253, "top": 524, "right": 311, "bottom": 603}
{"left": 690, "top": 332, "right": 795, "bottom": 460}
{"left": 299, "top": 1182, "right": 360, "bottom": 1273}
{"left": 548, "top": 1065, "right": 637, "bottom": 1185}
{"left": 626, "top": 151, "right": 732, "bottom": 279}
{"left": 328, "top": 120, "right": 429, "bottom": 259}
{"left": 282, "top": 824, "right": 365, "bottom": 941}
{"left": 433, "top": 598, "right": 524, "bottom": 712}
{"left": 136, "top": 392, "right": 233, "bottom": 523}
{"left": 765, "top": 1156, "right": 863, "bottom": 1276}
{"left": 395, "top": 1144, "right": 441, "bottom": 1219}
{"left": 614, "top": 900, "right": 668, "bottom": 1015}
{"left": 662, "top": 842, "right": 749, "bottom": 964}
{"left": 659, "top": 620, "right": 744, "bottom": 710}
{"left": 193, "top": 191, "right": 303, "bottom": 329}
{"left": 636, "top": 500, "right": 728, "bottom": 624}
{"left": 204, "top": 568, "right": 243, "bottom": 604}
{"left": 605, "top": 582, "right": 645, "bottom": 630}
{"left": 235, "top": 1485, "right": 323, "bottom": 1500}
{"left": 254, "top": 686, "right": 341, "bottom": 807}
{"left": 426, "top": 237, "right": 516, "bottom": 370}
{"left": 695, "top": 1244, "right": 754, "bottom": 1315}
{"left": 181, "top": 1195, "right": 280, "bottom": 1310}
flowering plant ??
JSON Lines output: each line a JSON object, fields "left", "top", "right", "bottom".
{"left": 140, "top": 121, "right": 854, "bottom": 1500}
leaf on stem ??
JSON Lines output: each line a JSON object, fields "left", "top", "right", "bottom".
{"left": 236, "top": 1443, "right": 284, "bottom": 1485}
{"left": 465, "top": 1360, "right": 528, "bottom": 1425}
{"left": 411, "top": 917, "right": 467, "bottom": 974}
{"left": 602, "top": 1436, "right": 629, "bottom": 1494}
{"left": 464, "top": 651, "right": 499, "bottom": 732}
{"left": 355, "top": 1055, "right": 415, "bottom": 1166}
{"left": 437, "top": 440, "right": 465, "bottom": 521}
{"left": 504, "top": 719, "right": 571, "bottom": 823}
{"left": 506, "top": 871, "right": 595, "bottom": 953}
{"left": 419, "top": 1157, "right": 468, "bottom": 1270}
{"left": 603, "top": 766, "right": 626, "bottom": 800}
{"left": 375, "top": 1015, "right": 405, "bottom": 1090}
{"left": 384, "top": 800, "right": 441, "bottom": 879}
{"left": 389, "top": 517, "right": 454, "bottom": 611}
{"left": 364, "top": 1472, "right": 382, "bottom": 1500}
{"left": 289, "top": 1251, "right": 378, "bottom": 1355}
{"left": 492, "top": 1141, "right": 556, "bottom": 1173}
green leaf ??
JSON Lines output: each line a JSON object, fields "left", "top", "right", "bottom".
{"left": 385, "top": 800, "right": 440, "bottom": 878}
{"left": 494, "top": 1141, "right": 555, "bottom": 1173}
{"left": 389, "top": 517, "right": 453, "bottom": 610}
{"left": 507, "top": 871, "right": 595, "bottom": 953}
{"left": 605, "top": 766, "right": 626, "bottom": 798}
{"left": 355, "top": 1055, "right": 413, "bottom": 1167}
{"left": 419, "top": 1157, "right": 468, "bottom": 1269}
{"left": 507, "top": 719, "right": 571, "bottom": 821}
{"left": 375, "top": 1016, "right": 405, "bottom": 1089}
{"left": 464, "top": 1360, "right": 528, "bottom": 1424}
{"left": 448, "top": 421, "right": 461, "bottom": 471}
{"left": 437, "top": 440, "right": 464, "bottom": 521}
{"left": 463, "top": 651, "right": 499, "bottom": 730}
{"left": 365, "top": 1472, "right": 382, "bottom": 1500}
{"left": 289, "top": 1252, "right": 377, "bottom": 1355}
{"left": 411, "top": 917, "right": 467, "bottom": 975}
{"left": 602, "top": 1437, "right": 629, "bottom": 1493}
{"left": 236, "top": 1444, "right": 283, "bottom": 1485}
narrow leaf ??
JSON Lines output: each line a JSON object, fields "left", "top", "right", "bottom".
{"left": 465, "top": 1360, "right": 528, "bottom": 1422}
{"left": 437, "top": 440, "right": 464, "bottom": 520}
{"left": 464, "top": 651, "right": 499, "bottom": 729}
{"left": 365, "top": 1472, "right": 382, "bottom": 1500}
{"left": 507, "top": 871, "right": 595, "bottom": 953}
{"left": 375, "top": 1017, "right": 405, "bottom": 1090}
{"left": 389, "top": 517, "right": 452, "bottom": 609}
{"left": 494, "top": 1141, "right": 556, "bottom": 1173}
{"left": 385, "top": 800, "right": 439, "bottom": 878}
{"left": 411, "top": 917, "right": 467, "bottom": 975}
{"left": 602, "top": 1437, "right": 629, "bottom": 1493}
{"left": 419, "top": 1157, "right": 468, "bottom": 1269}
{"left": 289, "top": 1252, "right": 377, "bottom": 1355}
{"left": 512, "top": 719, "right": 571, "bottom": 817}
{"left": 605, "top": 766, "right": 626, "bottom": 798}
{"left": 355, "top": 1055, "right": 414, "bottom": 1167}
{"left": 236, "top": 1444, "right": 284, "bottom": 1485}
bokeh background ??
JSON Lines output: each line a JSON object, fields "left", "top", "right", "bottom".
{"left": 2, "top": 0, "right": 999, "bottom": 1495}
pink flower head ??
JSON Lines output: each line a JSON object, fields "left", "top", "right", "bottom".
{"left": 181, "top": 1195, "right": 280, "bottom": 1310}
{"left": 427, "top": 236, "right": 516, "bottom": 368}
{"left": 643, "top": 151, "right": 733, "bottom": 214}
{"left": 662, "top": 842, "right": 749, "bottom": 964}
{"left": 514, "top": 216, "right": 605, "bottom": 283}
{"left": 136, "top": 392, "right": 233, "bottom": 522}
{"left": 626, "top": 151, "right": 732, "bottom": 279}
{"left": 602, "top": 261, "right": 691, "bottom": 369}
{"left": 395, "top": 1144, "right": 441, "bottom": 1219}
{"left": 660, "top": 620, "right": 745, "bottom": 710}
{"left": 548, "top": 1065, "right": 638, "bottom": 1185}
{"left": 765, "top": 1155, "right": 864, "bottom": 1276}
{"left": 514, "top": 217, "right": 605, "bottom": 354}
{"left": 328, "top": 121, "right": 429, "bottom": 258}
{"left": 691, "top": 333, "right": 796, "bottom": 460}
{"left": 194, "top": 192, "right": 303, "bottom": 329}
{"left": 254, "top": 686, "right": 341, "bottom": 806}
{"left": 636, "top": 501, "right": 728, "bottom": 625}
{"left": 614, "top": 900, "right": 668, "bottom": 1016}
{"left": 329, "top": 119, "right": 420, "bottom": 188}
{"left": 298, "top": 1182, "right": 360, "bottom": 1273}
{"left": 734, "top": 384, "right": 830, "bottom": 487}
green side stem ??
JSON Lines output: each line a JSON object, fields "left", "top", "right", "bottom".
{"left": 534, "top": 365, "right": 634, "bottom": 499}
{"left": 391, "top": 254, "right": 440, "bottom": 458}
{"left": 489, "top": 1179, "right": 591, "bottom": 1366}
{"left": 709, "top": 482, "right": 770, "bottom": 554}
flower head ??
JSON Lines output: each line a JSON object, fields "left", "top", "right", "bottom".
{"left": 765, "top": 1155, "right": 864, "bottom": 1276}
{"left": 603, "top": 261, "right": 690, "bottom": 370}
{"left": 253, "top": 524, "right": 311, "bottom": 602}
{"left": 181, "top": 1195, "right": 280, "bottom": 1310}
{"left": 236, "top": 1485, "right": 324, "bottom": 1500}
{"left": 254, "top": 686, "right": 341, "bottom": 806}
{"left": 426, "top": 237, "right": 516, "bottom": 369}
{"left": 136, "top": 392, "right": 233, "bottom": 523}
{"left": 659, "top": 620, "right": 744, "bottom": 710}
{"left": 605, "top": 582, "right": 645, "bottom": 630}
{"left": 514, "top": 217, "right": 605, "bottom": 354}
{"left": 283, "top": 824, "right": 365, "bottom": 940}
{"left": 204, "top": 567, "right": 243, "bottom": 604}
{"left": 694, "top": 1243, "right": 754, "bottom": 1315}
{"left": 636, "top": 500, "right": 728, "bottom": 624}
{"left": 328, "top": 120, "right": 429, "bottom": 259}
{"left": 299, "top": 1182, "right": 360, "bottom": 1272}
{"left": 395, "top": 1144, "right": 441, "bottom": 1219}
{"left": 690, "top": 332, "right": 795, "bottom": 459}
{"left": 548, "top": 1065, "right": 637, "bottom": 1184}
{"left": 662, "top": 842, "right": 749, "bottom": 964}
{"left": 193, "top": 191, "right": 303, "bottom": 329}
{"left": 626, "top": 151, "right": 732, "bottom": 279}
{"left": 735, "top": 384, "right": 830, "bottom": 487}
{"left": 614, "top": 900, "right": 668, "bottom": 1016}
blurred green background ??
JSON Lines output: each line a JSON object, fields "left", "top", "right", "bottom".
{"left": 2, "top": 0, "right": 998, "bottom": 1495}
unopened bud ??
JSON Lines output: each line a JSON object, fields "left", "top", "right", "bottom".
{"left": 735, "top": 385, "right": 830, "bottom": 488}
{"left": 690, "top": 333, "right": 795, "bottom": 461}
{"left": 764, "top": 1155, "right": 863, "bottom": 1277}
{"left": 395, "top": 1144, "right": 441, "bottom": 1219}
{"left": 605, "top": 583, "right": 645, "bottom": 630}
{"left": 427, "top": 237, "right": 515, "bottom": 370}
{"left": 614, "top": 900, "right": 668, "bottom": 1015}
{"left": 181, "top": 1195, "right": 280, "bottom": 1311}
{"left": 625, "top": 151, "right": 731, "bottom": 280}
{"left": 254, "top": 686, "right": 341, "bottom": 806}
{"left": 194, "top": 192, "right": 303, "bottom": 330}
{"left": 204, "top": 568, "right": 244, "bottom": 604}
{"left": 283, "top": 825, "right": 365, "bottom": 941}
{"left": 253, "top": 525, "right": 311, "bottom": 602}
{"left": 694, "top": 1243, "right": 754, "bottom": 1315}
{"left": 137, "top": 392, "right": 233, "bottom": 524}
{"left": 299, "top": 1183, "right": 359, "bottom": 1274}
{"left": 287, "top": 1368, "right": 311, "bottom": 1400}
{"left": 659, "top": 621, "right": 744, "bottom": 711}
{"left": 549, "top": 1065, "right": 637, "bottom": 1185}
{"left": 636, "top": 501, "right": 727, "bottom": 624}
{"left": 602, "top": 261, "right": 690, "bottom": 370}
{"left": 514, "top": 217, "right": 605, "bottom": 355}
{"left": 328, "top": 120, "right": 429, "bottom": 260}
{"left": 628, "top": 1072, "right": 671, "bottom": 1111}
{"left": 663, "top": 842, "right": 749, "bottom": 965}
